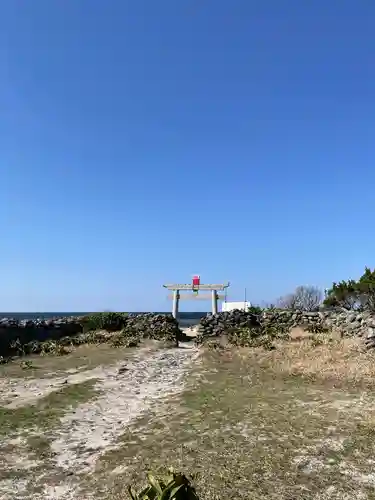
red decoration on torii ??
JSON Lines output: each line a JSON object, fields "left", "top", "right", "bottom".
{"left": 192, "top": 275, "right": 200, "bottom": 294}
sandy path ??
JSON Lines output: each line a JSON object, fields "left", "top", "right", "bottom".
{"left": 0, "top": 344, "right": 199, "bottom": 500}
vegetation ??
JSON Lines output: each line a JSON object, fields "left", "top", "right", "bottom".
{"left": 247, "top": 305, "right": 264, "bottom": 315}
{"left": 323, "top": 266, "right": 375, "bottom": 311}
{"left": 305, "top": 323, "right": 330, "bottom": 335}
{"left": 80, "top": 312, "right": 129, "bottom": 332}
{"left": 128, "top": 468, "right": 199, "bottom": 500}
{"left": 276, "top": 285, "right": 323, "bottom": 311}
{"left": 3, "top": 296, "right": 375, "bottom": 498}
{"left": 0, "top": 312, "right": 180, "bottom": 364}
{"left": 89, "top": 341, "right": 375, "bottom": 500}
{"left": 0, "top": 379, "right": 97, "bottom": 436}
{"left": 227, "top": 327, "right": 275, "bottom": 350}
{"left": 205, "top": 319, "right": 290, "bottom": 351}
{"left": 110, "top": 330, "right": 141, "bottom": 348}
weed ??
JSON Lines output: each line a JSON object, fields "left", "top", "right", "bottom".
{"left": 128, "top": 468, "right": 199, "bottom": 500}
{"left": 20, "top": 360, "right": 34, "bottom": 370}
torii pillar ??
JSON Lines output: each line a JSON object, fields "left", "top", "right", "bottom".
{"left": 163, "top": 282, "right": 230, "bottom": 319}
{"left": 172, "top": 290, "right": 180, "bottom": 319}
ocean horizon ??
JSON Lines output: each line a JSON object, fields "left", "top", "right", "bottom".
{"left": 0, "top": 312, "right": 207, "bottom": 327}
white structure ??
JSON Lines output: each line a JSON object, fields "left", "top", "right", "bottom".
{"left": 221, "top": 301, "right": 250, "bottom": 312}
{"left": 163, "top": 280, "right": 230, "bottom": 318}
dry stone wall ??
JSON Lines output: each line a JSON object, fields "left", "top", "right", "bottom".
{"left": 197, "top": 308, "right": 375, "bottom": 349}
{"left": 0, "top": 313, "right": 181, "bottom": 358}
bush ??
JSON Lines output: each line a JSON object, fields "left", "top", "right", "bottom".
{"left": 323, "top": 267, "right": 375, "bottom": 311}
{"left": 323, "top": 279, "right": 358, "bottom": 309}
{"left": 305, "top": 324, "right": 330, "bottom": 335}
{"left": 248, "top": 305, "right": 263, "bottom": 315}
{"left": 40, "top": 339, "right": 71, "bottom": 356}
{"left": 227, "top": 325, "right": 276, "bottom": 350}
{"left": 111, "top": 330, "right": 141, "bottom": 348}
{"left": 80, "top": 312, "right": 128, "bottom": 332}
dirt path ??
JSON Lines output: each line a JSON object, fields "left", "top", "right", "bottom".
{"left": 0, "top": 344, "right": 199, "bottom": 500}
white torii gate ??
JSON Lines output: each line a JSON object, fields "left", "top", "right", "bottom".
{"left": 163, "top": 282, "right": 230, "bottom": 319}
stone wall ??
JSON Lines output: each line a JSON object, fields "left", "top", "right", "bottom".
{"left": 197, "top": 309, "right": 375, "bottom": 348}
{"left": 0, "top": 313, "right": 181, "bottom": 358}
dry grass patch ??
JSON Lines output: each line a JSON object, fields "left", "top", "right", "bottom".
{"left": 253, "top": 336, "right": 375, "bottom": 386}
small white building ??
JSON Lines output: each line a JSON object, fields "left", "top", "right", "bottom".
{"left": 221, "top": 301, "right": 250, "bottom": 312}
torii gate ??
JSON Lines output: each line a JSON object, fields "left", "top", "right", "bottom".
{"left": 163, "top": 277, "right": 230, "bottom": 319}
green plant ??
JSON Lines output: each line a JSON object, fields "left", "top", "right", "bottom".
{"left": 323, "top": 279, "right": 358, "bottom": 309}
{"left": 128, "top": 468, "right": 199, "bottom": 500}
{"left": 80, "top": 312, "right": 128, "bottom": 333}
{"left": 9, "top": 338, "right": 25, "bottom": 356}
{"left": 261, "top": 321, "right": 289, "bottom": 339}
{"left": 111, "top": 332, "right": 140, "bottom": 348}
{"left": 311, "top": 336, "right": 324, "bottom": 347}
{"left": 356, "top": 267, "right": 375, "bottom": 311}
{"left": 226, "top": 326, "right": 275, "bottom": 349}
{"left": 40, "top": 340, "right": 70, "bottom": 356}
{"left": 306, "top": 323, "right": 329, "bottom": 335}
{"left": 24, "top": 340, "right": 42, "bottom": 354}
{"left": 204, "top": 339, "right": 226, "bottom": 351}
{"left": 227, "top": 327, "right": 258, "bottom": 347}
{"left": 323, "top": 267, "right": 375, "bottom": 312}
{"left": 248, "top": 305, "right": 263, "bottom": 315}
{"left": 20, "top": 360, "right": 34, "bottom": 370}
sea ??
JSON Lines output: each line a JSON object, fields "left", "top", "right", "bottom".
{"left": 0, "top": 312, "right": 206, "bottom": 328}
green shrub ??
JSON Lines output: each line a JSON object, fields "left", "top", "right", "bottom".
{"left": 20, "top": 360, "right": 34, "bottom": 370}
{"left": 248, "top": 305, "right": 263, "bottom": 315}
{"left": 9, "top": 339, "right": 25, "bottom": 356}
{"left": 261, "top": 322, "right": 290, "bottom": 340}
{"left": 111, "top": 331, "right": 141, "bottom": 348}
{"left": 203, "top": 339, "right": 226, "bottom": 351}
{"left": 305, "top": 323, "right": 330, "bottom": 335}
{"left": 323, "top": 267, "right": 375, "bottom": 311}
{"left": 227, "top": 327, "right": 275, "bottom": 350}
{"left": 40, "top": 340, "right": 71, "bottom": 356}
{"left": 24, "top": 340, "right": 43, "bottom": 354}
{"left": 80, "top": 312, "right": 128, "bottom": 332}
{"left": 128, "top": 468, "right": 199, "bottom": 500}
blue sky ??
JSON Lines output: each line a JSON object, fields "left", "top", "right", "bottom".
{"left": 0, "top": 0, "right": 374, "bottom": 312}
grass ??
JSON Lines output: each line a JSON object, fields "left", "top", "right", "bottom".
{"left": 0, "top": 379, "right": 98, "bottom": 437}
{"left": 0, "top": 342, "right": 141, "bottom": 378}
{"left": 89, "top": 337, "right": 375, "bottom": 500}
{"left": 256, "top": 335, "right": 375, "bottom": 386}
{"left": 0, "top": 378, "right": 100, "bottom": 494}
{"left": 2, "top": 335, "right": 375, "bottom": 499}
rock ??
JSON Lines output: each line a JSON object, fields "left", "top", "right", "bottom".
{"left": 118, "top": 365, "right": 129, "bottom": 374}
{"left": 0, "top": 313, "right": 182, "bottom": 357}
{"left": 196, "top": 307, "right": 375, "bottom": 349}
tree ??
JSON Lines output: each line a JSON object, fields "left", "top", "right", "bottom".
{"left": 323, "top": 267, "right": 375, "bottom": 312}
{"left": 355, "top": 267, "right": 375, "bottom": 311}
{"left": 277, "top": 293, "right": 299, "bottom": 310}
{"left": 323, "top": 279, "right": 358, "bottom": 310}
{"left": 277, "top": 285, "right": 323, "bottom": 312}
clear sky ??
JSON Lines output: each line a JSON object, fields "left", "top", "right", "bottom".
{"left": 0, "top": 0, "right": 374, "bottom": 312}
